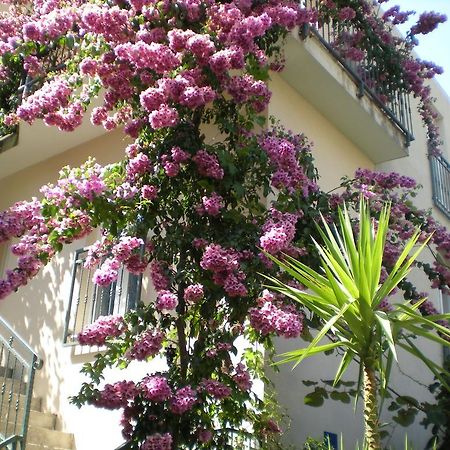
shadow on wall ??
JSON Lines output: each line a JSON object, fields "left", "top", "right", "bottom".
{"left": 0, "top": 243, "right": 77, "bottom": 421}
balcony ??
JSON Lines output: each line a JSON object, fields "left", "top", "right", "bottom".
{"left": 63, "top": 248, "right": 142, "bottom": 344}
{"left": 430, "top": 154, "right": 450, "bottom": 219}
{"left": 280, "top": 2, "right": 414, "bottom": 164}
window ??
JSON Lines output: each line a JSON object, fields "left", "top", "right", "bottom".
{"left": 63, "top": 248, "right": 142, "bottom": 344}
{"left": 430, "top": 153, "right": 450, "bottom": 219}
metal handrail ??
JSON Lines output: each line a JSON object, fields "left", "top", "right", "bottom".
{"left": 0, "top": 316, "right": 43, "bottom": 450}
{"left": 302, "top": 0, "right": 415, "bottom": 146}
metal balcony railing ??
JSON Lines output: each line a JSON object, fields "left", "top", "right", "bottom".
{"left": 63, "top": 248, "right": 142, "bottom": 344}
{"left": 0, "top": 316, "right": 43, "bottom": 450}
{"left": 303, "top": 0, "right": 414, "bottom": 145}
{"left": 430, "top": 154, "right": 450, "bottom": 219}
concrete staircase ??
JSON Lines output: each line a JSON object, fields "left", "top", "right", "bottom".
{"left": 0, "top": 380, "right": 75, "bottom": 450}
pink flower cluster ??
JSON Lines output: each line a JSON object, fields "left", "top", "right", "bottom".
{"left": 200, "top": 379, "right": 232, "bottom": 399}
{"left": 93, "top": 257, "right": 121, "bottom": 286}
{"left": 78, "top": 315, "right": 125, "bottom": 346}
{"left": 227, "top": 74, "right": 271, "bottom": 112}
{"left": 260, "top": 133, "right": 317, "bottom": 194}
{"left": 183, "top": 284, "right": 204, "bottom": 303}
{"left": 128, "top": 329, "right": 164, "bottom": 361}
{"left": 233, "top": 363, "right": 252, "bottom": 392}
{"left": 112, "top": 236, "right": 144, "bottom": 262}
{"left": 200, "top": 244, "right": 248, "bottom": 297}
{"left": 160, "top": 146, "right": 191, "bottom": 177}
{"left": 141, "top": 375, "right": 172, "bottom": 402}
{"left": 15, "top": 78, "right": 72, "bottom": 125}
{"left": 150, "top": 260, "right": 170, "bottom": 291}
{"left": 410, "top": 12, "right": 447, "bottom": 36}
{"left": 170, "top": 386, "right": 197, "bottom": 414}
{"left": 156, "top": 290, "right": 178, "bottom": 312}
{"left": 198, "top": 192, "right": 224, "bottom": 217}
{"left": 96, "top": 381, "right": 137, "bottom": 410}
{"left": 249, "top": 294, "right": 303, "bottom": 338}
{"left": 259, "top": 209, "right": 298, "bottom": 255}
{"left": 126, "top": 153, "right": 150, "bottom": 180}
{"left": 142, "top": 185, "right": 158, "bottom": 200}
{"left": 0, "top": 199, "right": 42, "bottom": 243}
{"left": 81, "top": 5, "right": 130, "bottom": 43}
{"left": 141, "top": 433, "right": 173, "bottom": 450}
{"left": 192, "top": 150, "right": 224, "bottom": 180}
{"left": 198, "top": 429, "right": 213, "bottom": 443}
{"left": 354, "top": 169, "right": 417, "bottom": 190}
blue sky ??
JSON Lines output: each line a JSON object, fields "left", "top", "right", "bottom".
{"left": 396, "top": 0, "right": 450, "bottom": 95}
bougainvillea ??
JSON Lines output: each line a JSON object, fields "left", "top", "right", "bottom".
{"left": 0, "top": 0, "right": 449, "bottom": 449}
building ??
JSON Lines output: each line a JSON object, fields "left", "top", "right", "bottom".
{"left": 1, "top": 11, "right": 450, "bottom": 450}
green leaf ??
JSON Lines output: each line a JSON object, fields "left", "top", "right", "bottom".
{"left": 375, "top": 311, "right": 398, "bottom": 362}
{"left": 304, "top": 391, "right": 325, "bottom": 407}
{"left": 393, "top": 408, "right": 418, "bottom": 427}
{"left": 396, "top": 396, "right": 419, "bottom": 407}
{"left": 330, "top": 391, "right": 351, "bottom": 404}
{"left": 275, "top": 341, "right": 342, "bottom": 366}
{"left": 302, "top": 380, "right": 318, "bottom": 387}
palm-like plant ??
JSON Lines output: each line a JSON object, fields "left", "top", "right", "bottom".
{"left": 265, "top": 199, "right": 450, "bottom": 450}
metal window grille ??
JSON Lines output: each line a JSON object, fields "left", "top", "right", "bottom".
{"left": 302, "top": 0, "right": 414, "bottom": 144}
{"left": 228, "top": 432, "right": 259, "bottom": 449}
{"left": 63, "top": 248, "right": 142, "bottom": 344}
{"left": 430, "top": 153, "right": 450, "bottom": 219}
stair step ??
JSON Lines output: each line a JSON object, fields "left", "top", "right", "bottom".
{"left": 27, "top": 445, "right": 73, "bottom": 450}
{"left": 0, "top": 393, "right": 42, "bottom": 412}
{"left": 0, "top": 394, "right": 42, "bottom": 416}
{"left": 26, "top": 426, "right": 74, "bottom": 449}
{"left": 29, "top": 410, "right": 57, "bottom": 429}
{"left": 2, "top": 410, "right": 58, "bottom": 430}
{"left": 0, "top": 378, "right": 28, "bottom": 394}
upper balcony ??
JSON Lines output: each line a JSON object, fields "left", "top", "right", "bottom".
{"left": 280, "top": 1, "right": 414, "bottom": 164}
{"left": 1, "top": 1, "right": 416, "bottom": 174}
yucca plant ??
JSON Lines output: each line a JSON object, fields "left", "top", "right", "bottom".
{"left": 265, "top": 199, "right": 450, "bottom": 450}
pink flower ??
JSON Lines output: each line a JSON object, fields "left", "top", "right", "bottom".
{"left": 184, "top": 284, "right": 204, "bottom": 302}
{"left": 232, "top": 363, "right": 252, "bottom": 391}
{"left": 339, "top": 7, "right": 356, "bottom": 21}
{"left": 198, "top": 429, "right": 213, "bottom": 443}
{"left": 259, "top": 209, "right": 298, "bottom": 255}
{"left": 200, "top": 379, "right": 232, "bottom": 399}
{"left": 141, "top": 433, "right": 173, "bottom": 450}
{"left": 78, "top": 315, "right": 125, "bottom": 346}
{"left": 171, "top": 146, "right": 190, "bottom": 163}
{"left": 192, "top": 150, "right": 224, "bottom": 180}
{"left": 96, "top": 381, "right": 137, "bottom": 409}
{"left": 93, "top": 257, "right": 121, "bottom": 286}
{"left": 128, "top": 329, "right": 164, "bottom": 361}
{"left": 249, "top": 298, "right": 303, "bottom": 338}
{"left": 163, "top": 161, "right": 180, "bottom": 177}
{"left": 149, "top": 105, "right": 179, "bottom": 129}
{"left": 141, "top": 375, "right": 172, "bottom": 402}
{"left": 150, "top": 260, "right": 169, "bottom": 290}
{"left": 201, "top": 192, "right": 224, "bottom": 216}
{"left": 170, "top": 386, "right": 197, "bottom": 414}
{"left": 156, "top": 290, "right": 178, "bottom": 312}
{"left": 142, "top": 185, "right": 158, "bottom": 200}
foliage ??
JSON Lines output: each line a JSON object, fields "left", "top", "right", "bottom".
{"left": 386, "top": 355, "right": 450, "bottom": 450}
{"left": 265, "top": 199, "right": 450, "bottom": 449}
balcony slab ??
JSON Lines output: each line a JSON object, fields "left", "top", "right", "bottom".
{"left": 280, "top": 31, "right": 410, "bottom": 164}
